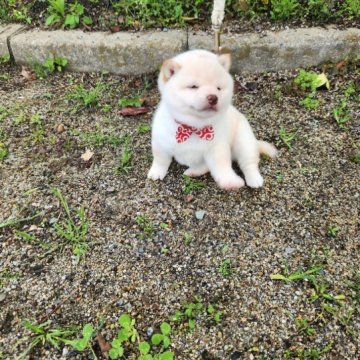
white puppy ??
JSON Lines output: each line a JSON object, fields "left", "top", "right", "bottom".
{"left": 148, "top": 49, "right": 277, "bottom": 190}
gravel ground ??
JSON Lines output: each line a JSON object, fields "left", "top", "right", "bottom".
{"left": 0, "top": 58, "right": 359, "bottom": 360}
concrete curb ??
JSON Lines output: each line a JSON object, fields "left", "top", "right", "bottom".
{"left": 1, "top": 25, "right": 359, "bottom": 74}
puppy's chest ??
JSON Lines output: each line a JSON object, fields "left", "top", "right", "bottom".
{"left": 173, "top": 136, "right": 216, "bottom": 166}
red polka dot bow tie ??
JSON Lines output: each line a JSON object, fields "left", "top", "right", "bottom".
{"left": 175, "top": 123, "right": 214, "bottom": 143}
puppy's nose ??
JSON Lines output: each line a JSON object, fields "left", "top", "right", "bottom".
{"left": 207, "top": 95, "right": 218, "bottom": 106}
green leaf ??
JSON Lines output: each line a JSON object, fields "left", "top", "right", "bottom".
{"left": 139, "top": 341, "right": 151, "bottom": 355}
{"left": 117, "top": 328, "right": 131, "bottom": 342}
{"left": 109, "top": 348, "right": 120, "bottom": 359}
{"left": 64, "top": 14, "right": 77, "bottom": 28}
{"left": 139, "top": 355, "right": 153, "bottom": 360}
{"left": 159, "top": 351, "right": 174, "bottom": 360}
{"left": 111, "top": 338, "right": 122, "bottom": 349}
{"left": 49, "top": 0, "right": 65, "bottom": 17}
{"left": 188, "top": 319, "right": 196, "bottom": 330}
{"left": 162, "top": 335, "right": 171, "bottom": 349}
{"left": 207, "top": 305, "right": 214, "bottom": 314}
{"left": 214, "top": 311, "right": 222, "bottom": 322}
{"left": 151, "top": 333, "right": 163, "bottom": 345}
{"left": 74, "top": 338, "right": 88, "bottom": 351}
{"left": 160, "top": 322, "right": 171, "bottom": 336}
{"left": 119, "top": 314, "right": 132, "bottom": 328}
{"left": 45, "top": 14, "right": 60, "bottom": 26}
{"left": 82, "top": 16, "right": 93, "bottom": 25}
{"left": 82, "top": 324, "right": 93, "bottom": 339}
{"left": 270, "top": 274, "right": 288, "bottom": 281}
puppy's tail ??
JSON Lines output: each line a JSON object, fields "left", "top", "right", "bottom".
{"left": 258, "top": 140, "right": 278, "bottom": 158}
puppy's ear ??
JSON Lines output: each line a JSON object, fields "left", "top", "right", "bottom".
{"left": 161, "top": 59, "right": 181, "bottom": 82}
{"left": 218, "top": 53, "right": 231, "bottom": 71}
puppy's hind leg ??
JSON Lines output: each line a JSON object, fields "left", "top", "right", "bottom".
{"left": 184, "top": 163, "right": 209, "bottom": 177}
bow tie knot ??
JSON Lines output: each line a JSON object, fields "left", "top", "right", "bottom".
{"left": 176, "top": 123, "right": 214, "bottom": 143}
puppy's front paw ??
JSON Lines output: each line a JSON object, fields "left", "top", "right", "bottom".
{"left": 147, "top": 164, "right": 168, "bottom": 180}
{"left": 245, "top": 172, "right": 264, "bottom": 188}
{"left": 216, "top": 173, "right": 245, "bottom": 190}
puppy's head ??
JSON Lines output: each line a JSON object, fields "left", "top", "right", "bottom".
{"left": 158, "top": 50, "right": 233, "bottom": 124}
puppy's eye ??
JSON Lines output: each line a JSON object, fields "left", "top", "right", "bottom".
{"left": 217, "top": 86, "right": 221, "bottom": 91}
{"left": 188, "top": 85, "right": 199, "bottom": 89}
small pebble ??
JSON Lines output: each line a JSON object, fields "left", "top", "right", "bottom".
{"left": 195, "top": 210, "right": 206, "bottom": 220}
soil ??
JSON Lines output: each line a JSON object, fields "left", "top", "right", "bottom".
{"left": 0, "top": 56, "right": 359, "bottom": 359}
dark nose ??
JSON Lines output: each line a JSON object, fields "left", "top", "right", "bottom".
{"left": 207, "top": 95, "right": 218, "bottom": 106}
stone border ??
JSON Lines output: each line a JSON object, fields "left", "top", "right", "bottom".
{"left": 0, "top": 25, "right": 359, "bottom": 74}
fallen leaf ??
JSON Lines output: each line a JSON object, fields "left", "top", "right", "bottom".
{"left": 110, "top": 25, "right": 120, "bottom": 33}
{"left": 29, "top": 225, "right": 38, "bottom": 231}
{"left": 21, "top": 65, "right": 36, "bottom": 81}
{"left": 119, "top": 107, "right": 150, "bottom": 116}
{"left": 96, "top": 334, "right": 111, "bottom": 358}
{"left": 336, "top": 60, "right": 347, "bottom": 69}
{"left": 314, "top": 73, "right": 330, "bottom": 90}
{"left": 81, "top": 149, "right": 94, "bottom": 161}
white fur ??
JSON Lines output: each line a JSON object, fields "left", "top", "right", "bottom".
{"left": 148, "top": 49, "right": 277, "bottom": 190}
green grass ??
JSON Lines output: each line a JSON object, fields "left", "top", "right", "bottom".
{"left": 51, "top": 187, "right": 90, "bottom": 261}
{"left": 66, "top": 82, "right": 107, "bottom": 112}
{"left": 278, "top": 125, "right": 297, "bottom": 149}
{"left": 16, "top": 319, "right": 79, "bottom": 360}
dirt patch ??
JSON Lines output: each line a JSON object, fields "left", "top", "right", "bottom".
{"left": 0, "top": 59, "right": 359, "bottom": 359}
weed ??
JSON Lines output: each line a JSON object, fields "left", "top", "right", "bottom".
{"left": 218, "top": 258, "right": 233, "bottom": 277}
{"left": 300, "top": 94, "right": 320, "bottom": 109}
{"left": 78, "top": 125, "right": 123, "bottom": 148}
{"left": 0, "top": 268, "right": 19, "bottom": 288}
{"left": 0, "top": 141, "right": 8, "bottom": 161}
{"left": 284, "top": 341, "right": 333, "bottom": 359}
{"left": 169, "top": 299, "right": 221, "bottom": 331}
{"left": 332, "top": 81, "right": 357, "bottom": 128}
{"left": 110, "top": 314, "right": 174, "bottom": 360}
{"left": 342, "top": 0, "right": 360, "bottom": 18}
{"left": 137, "top": 123, "right": 151, "bottom": 134}
{"left": 66, "top": 82, "right": 106, "bottom": 112}
{"left": 101, "top": 103, "right": 112, "bottom": 113}
{"left": 116, "top": 136, "right": 132, "bottom": 173}
{"left": 135, "top": 214, "right": 154, "bottom": 239}
{"left": 270, "top": 266, "right": 322, "bottom": 282}
{"left": 307, "top": 0, "right": 332, "bottom": 19}
{"left": 16, "top": 319, "right": 78, "bottom": 360}
{"left": 51, "top": 187, "right": 90, "bottom": 261}
{"left": 295, "top": 317, "right": 316, "bottom": 337}
{"left": 29, "top": 56, "right": 68, "bottom": 79}
{"left": 348, "top": 271, "right": 360, "bottom": 306}
{"left": 64, "top": 323, "right": 95, "bottom": 354}
{"left": 118, "top": 96, "right": 142, "bottom": 108}
{"left": 45, "top": 0, "right": 92, "bottom": 29}
{"left": 278, "top": 125, "right": 297, "bottom": 149}
{"left": 0, "top": 213, "right": 42, "bottom": 230}
{"left": 327, "top": 224, "right": 339, "bottom": 237}
{"left": 271, "top": 265, "right": 346, "bottom": 304}
{"left": 0, "top": 54, "right": 10, "bottom": 64}
{"left": 182, "top": 175, "right": 206, "bottom": 194}
{"left": 294, "top": 69, "right": 329, "bottom": 92}
{"left": 183, "top": 232, "right": 192, "bottom": 246}
{"left": 270, "top": 0, "right": 299, "bottom": 20}
{"left": 111, "top": 0, "right": 210, "bottom": 28}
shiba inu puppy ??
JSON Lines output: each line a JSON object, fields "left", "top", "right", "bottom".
{"left": 148, "top": 49, "right": 277, "bottom": 190}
